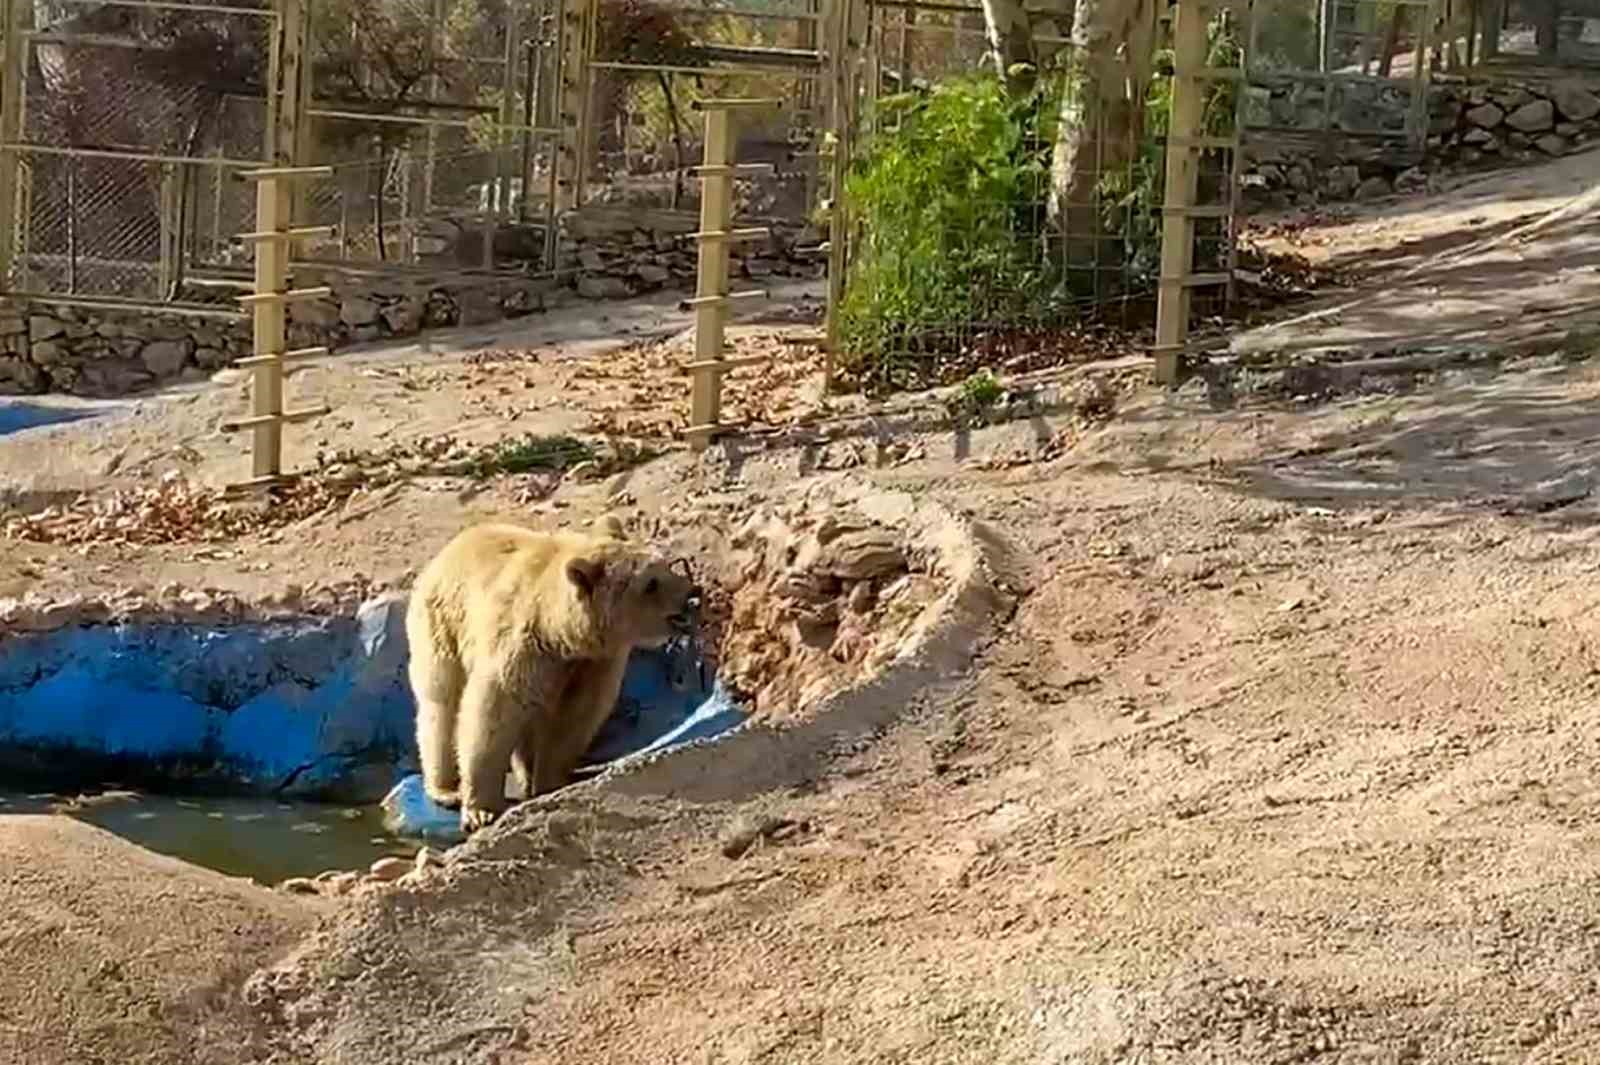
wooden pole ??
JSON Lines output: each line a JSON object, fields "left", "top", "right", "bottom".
{"left": 250, "top": 174, "right": 287, "bottom": 479}
{"left": 821, "top": 0, "right": 854, "bottom": 390}
{"left": 690, "top": 108, "right": 733, "bottom": 450}
{"left": 223, "top": 166, "right": 335, "bottom": 490}
{"left": 686, "top": 99, "right": 780, "bottom": 451}
{"left": 1153, "top": 0, "right": 1208, "bottom": 385}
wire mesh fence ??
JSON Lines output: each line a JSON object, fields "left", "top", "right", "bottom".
{"left": 827, "top": 4, "right": 1247, "bottom": 394}
{"left": 9, "top": 0, "right": 275, "bottom": 305}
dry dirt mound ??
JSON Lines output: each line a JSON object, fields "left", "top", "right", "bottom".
{"left": 0, "top": 816, "right": 321, "bottom": 1065}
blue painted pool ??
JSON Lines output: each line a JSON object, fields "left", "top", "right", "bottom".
{"left": 0, "top": 400, "right": 101, "bottom": 437}
{"left": 0, "top": 596, "right": 746, "bottom": 821}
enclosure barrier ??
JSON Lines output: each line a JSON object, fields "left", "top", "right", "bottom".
{"left": 220, "top": 165, "right": 334, "bottom": 491}
{"left": 683, "top": 97, "right": 783, "bottom": 453}
{"left": 1153, "top": 0, "right": 1250, "bottom": 384}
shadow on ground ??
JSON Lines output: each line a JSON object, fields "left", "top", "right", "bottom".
{"left": 1209, "top": 359, "right": 1600, "bottom": 524}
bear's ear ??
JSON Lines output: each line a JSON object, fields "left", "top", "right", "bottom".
{"left": 566, "top": 555, "right": 605, "bottom": 597}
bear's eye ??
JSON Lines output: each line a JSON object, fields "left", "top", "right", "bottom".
{"left": 645, "top": 577, "right": 659, "bottom": 595}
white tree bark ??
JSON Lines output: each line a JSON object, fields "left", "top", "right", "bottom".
{"left": 1047, "top": 0, "right": 1156, "bottom": 266}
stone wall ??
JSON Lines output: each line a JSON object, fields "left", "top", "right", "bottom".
{"left": 0, "top": 210, "right": 823, "bottom": 399}
{"left": 1244, "top": 74, "right": 1600, "bottom": 207}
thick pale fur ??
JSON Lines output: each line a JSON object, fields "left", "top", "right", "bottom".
{"left": 406, "top": 514, "right": 697, "bottom": 833}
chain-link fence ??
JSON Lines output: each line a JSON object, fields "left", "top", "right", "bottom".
{"left": 8, "top": 0, "right": 275, "bottom": 305}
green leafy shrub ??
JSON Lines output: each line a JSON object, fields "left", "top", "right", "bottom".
{"left": 835, "top": 75, "right": 1068, "bottom": 392}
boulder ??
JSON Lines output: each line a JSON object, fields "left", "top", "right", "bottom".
{"left": 1505, "top": 99, "right": 1555, "bottom": 133}
{"left": 576, "top": 274, "right": 630, "bottom": 300}
{"left": 1323, "top": 165, "right": 1360, "bottom": 199}
{"left": 1535, "top": 132, "right": 1569, "bottom": 155}
{"left": 140, "top": 338, "right": 191, "bottom": 379}
{"left": 338, "top": 296, "right": 380, "bottom": 328}
{"left": 1553, "top": 81, "right": 1600, "bottom": 122}
{"left": 29, "top": 315, "right": 64, "bottom": 340}
{"left": 1465, "top": 102, "right": 1504, "bottom": 128}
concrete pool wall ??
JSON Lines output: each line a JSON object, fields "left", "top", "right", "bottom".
{"left": 0, "top": 592, "right": 742, "bottom": 802}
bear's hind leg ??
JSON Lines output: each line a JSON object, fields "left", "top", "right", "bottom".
{"left": 511, "top": 722, "right": 541, "bottom": 801}
{"left": 533, "top": 653, "right": 630, "bottom": 796}
{"left": 456, "top": 667, "right": 524, "bottom": 833}
{"left": 408, "top": 627, "right": 465, "bottom": 809}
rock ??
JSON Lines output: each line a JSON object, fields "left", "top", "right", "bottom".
{"left": 1491, "top": 87, "right": 1535, "bottom": 111}
{"left": 339, "top": 296, "right": 380, "bottom": 328}
{"left": 1505, "top": 99, "right": 1555, "bottom": 133}
{"left": 817, "top": 528, "right": 907, "bottom": 581}
{"left": 1354, "top": 175, "right": 1391, "bottom": 200}
{"left": 1535, "top": 133, "right": 1568, "bottom": 155}
{"left": 1323, "top": 164, "right": 1360, "bottom": 199}
{"left": 193, "top": 346, "right": 228, "bottom": 370}
{"left": 1465, "top": 102, "right": 1504, "bottom": 128}
{"left": 1461, "top": 127, "right": 1499, "bottom": 148}
{"left": 140, "top": 339, "right": 191, "bottom": 378}
{"left": 719, "top": 814, "right": 798, "bottom": 859}
{"left": 1255, "top": 163, "right": 1284, "bottom": 185}
{"left": 379, "top": 300, "right": 418, "bottom": 334}
{"left": 279, "top": 877, "right": 319, "bottom": 895}
{"left": 846, "top": 580, "right": 877, "bottom": 613}
{"left": 1553, "top": 81, "right": 1600, "bottom": 121}
{"left": 0, "top": 315, "right": 24, "bottom": 335}
{"left": 29, "top": 315, "right": 64, "bottom": 340}
{"left": 1394, "top": 166, "right": 1427, "bottom": 192}
{"left": 368, "top": 856, "right": 410, "bottom": 881}
{"left": 577, "top": 247, "right": 607, "bottom": 271}
{"left": 1556, "top": 121, "right": 1582, "bottom": 137}
{"left": 576, "top": 274, "right": 630, "bottom": 300}
{"left": 324, "top": 871, "right": 360, "bottom": 896}
{"left": 293, "top": 298, "right": 341, "bottom": 329}
{"left": 0, "top": 356, "right": 45, "bottom": 394}
{"left": 633, "top": 262, "right": 671, "bottom": 286}
{"left": 1506, "top": 131, "right": 1532, "bottom": 149}
{"left": 414, "top": 846, "right": 439, "bottom": 874}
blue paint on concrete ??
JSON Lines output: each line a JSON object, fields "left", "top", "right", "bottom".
{"left": 0, "top": 598, "right": 745, "bottom": 806}
{"left": 380, "top": 681, "right": 744, "bottom": 843}
{"left": 0, "top": 400, "right": 100, "bottom": 437}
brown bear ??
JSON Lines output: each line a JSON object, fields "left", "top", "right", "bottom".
{"left": 405, "top": 515, "right": 700, "bottom": 833}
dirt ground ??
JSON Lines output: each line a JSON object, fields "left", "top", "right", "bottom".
{"left": 0, "top": 816, "right": 321, "bottom": 1065}
{"left": 6, "top": 153, "right": 1600, "bottom": 1061}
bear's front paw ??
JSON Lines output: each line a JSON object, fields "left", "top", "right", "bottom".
{"left": 460, "top": 804, "right": 501, "bottom": 833}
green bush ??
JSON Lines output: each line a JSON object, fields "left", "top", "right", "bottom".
{"left": 835, "top": 74, "right": 1068, "bottom": 392}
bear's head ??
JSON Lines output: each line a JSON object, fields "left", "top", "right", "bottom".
{"left": 566, "top": 544, "right": 702, "bottom": 650}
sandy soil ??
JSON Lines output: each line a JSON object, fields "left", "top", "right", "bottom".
{"left": 5, "top": 153, "right": 1600, "bottom": 1062}
{"left": 0, "top": 816, "right": 321, "bottom": 1065}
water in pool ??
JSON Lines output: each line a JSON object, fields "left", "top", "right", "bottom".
{"left": 0, "top": 789, "right": 414, "bottom": 885}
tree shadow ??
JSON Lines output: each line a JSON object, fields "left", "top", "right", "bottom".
{"left": 1217, "top": 360, "right": 1600, "bottom": 526}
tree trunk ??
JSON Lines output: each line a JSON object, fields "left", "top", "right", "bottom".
{"left": 979, "top": 0, "right": 1038, "bottom": 94}
{"left": 374, "top": 141, "right": 389, "bottom": 262}
{"left": 656, "top": 70, "right": 686, "bottom": 210}
{"left": 1377, "top": 4, "right": 1406, "bottom": 76}
{"left": 1046, "top": 0, "right": 1156, "bottom": 290}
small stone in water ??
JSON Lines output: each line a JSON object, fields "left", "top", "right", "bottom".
{"left": 279, "top": 877, "right": 319, "bottom": 895}
{"left": 369, "top": 856, "right": 410, "bottom": 881}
